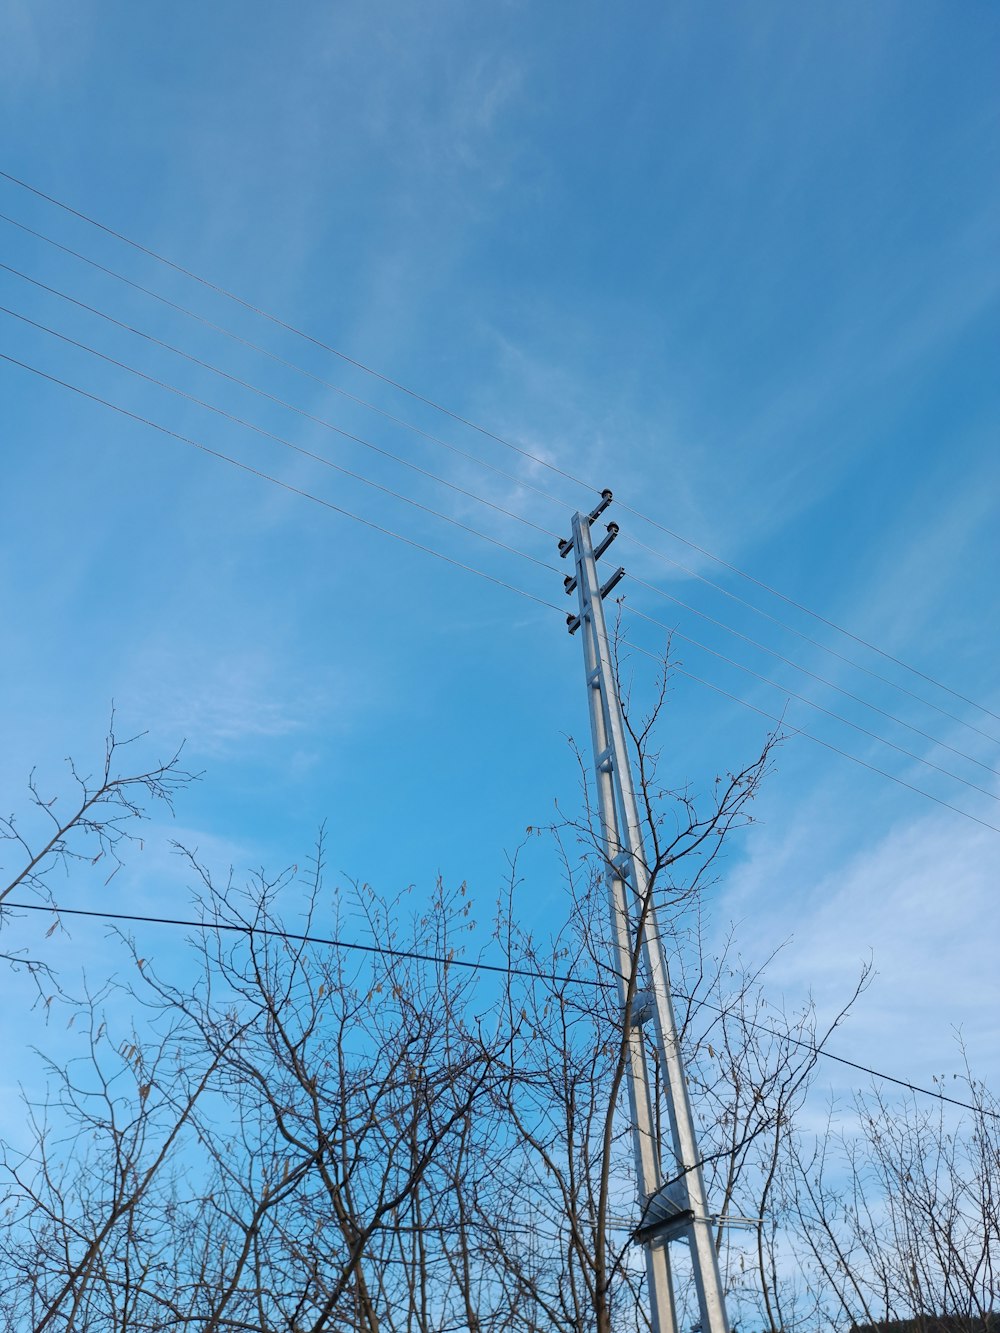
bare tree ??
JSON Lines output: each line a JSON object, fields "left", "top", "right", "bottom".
{"left": 437, "top": 641, "right": 871, "bottom": 1333}
{"left": 0, "top": 714, "right": 194, "bottom": 998}
{"left": 0, "top": 663, "right": 907, "bottom": 1333}
{"left": 784, "top": 1058, "right": 1000, "bottom": 1333}
{"left": 0, "top": 838, "right": 518, "bottom": 1333}
{"left": 1, "top": 713, "right": 193, "bottom": 909}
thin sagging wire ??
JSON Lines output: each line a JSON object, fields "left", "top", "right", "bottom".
{"left": 629, "top": 574, "right": 1000, "bottom": 778}
{"left": 5, "top": 899, "right": 997, "bottom": 1123}
{"left": 0, "top": 258, "right": 562, "bottom": 542}
{"left": 7, "top": 249, "right": 998, "bottom": 798}
{"left": 617, "top": 497, "right": 1000, "bottom": 725}
{"left": 8, "top": 291, "right": 996, "bottom": 801}
{"left": 623, "top": 602, "right": 1000, "bottom": 805}
{"left": 0, "top": 211, "right": 576, "bottom": 520}
{"left": 3, "top": 169, "right": 996, "bottom": 726}
{"left": 4, "top": 192, "right": 997, "bottom": 750}
{"left": 13, "top": 254, "right": 994, "bottom": 784}
{"left": 617, "top": 635, "right": 1000, "bottom": 836}
{"left": 0, "top": 349, "right": 564, "bottom": 617}
{"left": 0, "top": 304, "right": 561, "bottom": 579}
{"left": 2, "top": 347, "right": 997, "bottom": 836}
{"left": 620, "top": 531, "right": 1000, "bottom": 748}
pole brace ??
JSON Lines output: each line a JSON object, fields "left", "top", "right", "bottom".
{"left": 557, "top": 488, "right": 613, "bottom": 558}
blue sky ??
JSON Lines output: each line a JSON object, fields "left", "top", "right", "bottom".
{"left": 2, "top": 0, "right": 999, "bottom": 1131}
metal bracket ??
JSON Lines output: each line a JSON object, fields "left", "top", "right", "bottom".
{"left": 629, "top": 990, "right": 655, "bottom": 1027}
{"left": 563, "top": 523, "right": 619, "bottom": 594}
{"left": 566, "top": 567, "right": 627, "bottom": 634}
{"left": 558, "top": 489, "right": 614, "bottom": 558}
{"left": 589, "top": 488, "right": 614, "bottom": 525}
{"left": 600, "top": 566, "right": 625, "bottom": 600}
{"left": 635, "top": 1178, "right": 694, "bottom": 1245}
{"left": 593, "top": 521, "right": 620, "bottom": 562}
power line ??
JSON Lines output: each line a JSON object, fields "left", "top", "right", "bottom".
{"left": 14, "top": 254, "right": 996, "bottom": 786}
{"left": 621, "top": 531, "right": 1000, "bottom": 749}
{"left": 6, "top": 898, "right": 997, "bottom": 1123}
{"left": 630, "top": 575, "right": 1000, "bottom": 779}
{"left": 617, "top": 635, "right": 1000, "bottom": 835}
{"left": 5, "top": 197, "right": 998, "bottom": 758}
{"left": 623, "top": 603, "right": 1000, "bottom": 805}
{"left": 3, "top": 169, "right": 996, "bottom": 728}
{"left": 618, "top": 499, "right": 1000, "bottom": 726}
{"left": 0, "top": 171, "right": 591, "bottom": 495}
{"left": 0, "top": 303, "right": 561, "bottom": 579}
{"left": 0, "top": 259, "right": 561, "bottom": 542}
{"left": 7, "top": 259, "right": 998, "bottom": 793}
{"left": 4, "top": 900, "right": 567, "bottom": 985}
{"left": 7, "top": 225, "right": 995, "bottom": 766}
{"left": 0, "top": 350, "right": 564, "bottom": 617}
{"left": 3, "top": 346, "right": 997, "bottom": 835}
{"left": 0, "top": 211, "right": 575, "bottom": 520}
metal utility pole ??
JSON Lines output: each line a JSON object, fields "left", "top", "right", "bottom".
{"left": 559, "top": 491, "right": 730, "bottom": 1333}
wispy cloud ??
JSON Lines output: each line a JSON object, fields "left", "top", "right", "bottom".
{"left": 125, "top": 641, "right": 309, "bottom": 758}
{"left": 0, "top": 2, "right": 91, "bottom": 95}
{"left": 721, "top": 789, "right": 1000, "bottom": 1095}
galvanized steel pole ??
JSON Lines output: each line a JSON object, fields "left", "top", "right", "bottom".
{"left": 561, "top": 494, "right": 730, "bottom": 1333}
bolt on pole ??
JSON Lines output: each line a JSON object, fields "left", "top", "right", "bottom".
{"left": 560, "top": 491, "right": 730, "bottom": 1333}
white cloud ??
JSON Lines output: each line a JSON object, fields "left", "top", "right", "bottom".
{"left": 721, "top": 792, "right": 1000, "bottom": 1097}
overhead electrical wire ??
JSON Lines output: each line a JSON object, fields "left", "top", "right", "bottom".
{"left": 4, "top": 261, "right": 995, "bottom": 777}
{"left": 2, "top": 168, "right": 996, "bottom": 728}
{"left": 629, "top": 574, "right": 1000, "bottom": 777}
{"left": 0, "top": 304, "right": 561, "bottom": 579}
{"left": 0, "top": 350, "right": 564, "bottom": 617}
{"left": 2, "top": 273, "right": 996, "bottom": 802}
{"left": 623, "top": 603, "right": 1000, "bottom": 804}
{"left": 13, "top": 295, "right": 996, "bottom": 814}
{"left": 4, "top": 260, "right": 996, "bottom": 790}
{"left": 0, "top": 260, "right": 560, "bottom": 541}
{"left": 619, "top": 636, "right": 1000, "bottom": 835}
{"left": 4, "top": 293, "right": 996, "bottom": 801}
{"left": 5, "top": 898, "right": 997, "bottom": 1124}
{"left": 3, "top": 202, "right": 998, "bottom": 763}
{"left": 3, "top": 346, "right": 997, "bottom": 836}
{"left": 622, "top": 530, "right": 1000, "bottom": 749}
{"left": 0, "top": 212, "right": 574, "bottom": 520}
{"left": 4, "top": 255, "right": 996, "bottom": 788}
{"left": 0, "top": 172, "right": 591, "bottom": 493}
{"left": 618, "top": 498, "right": 1000, "bottom": 727}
